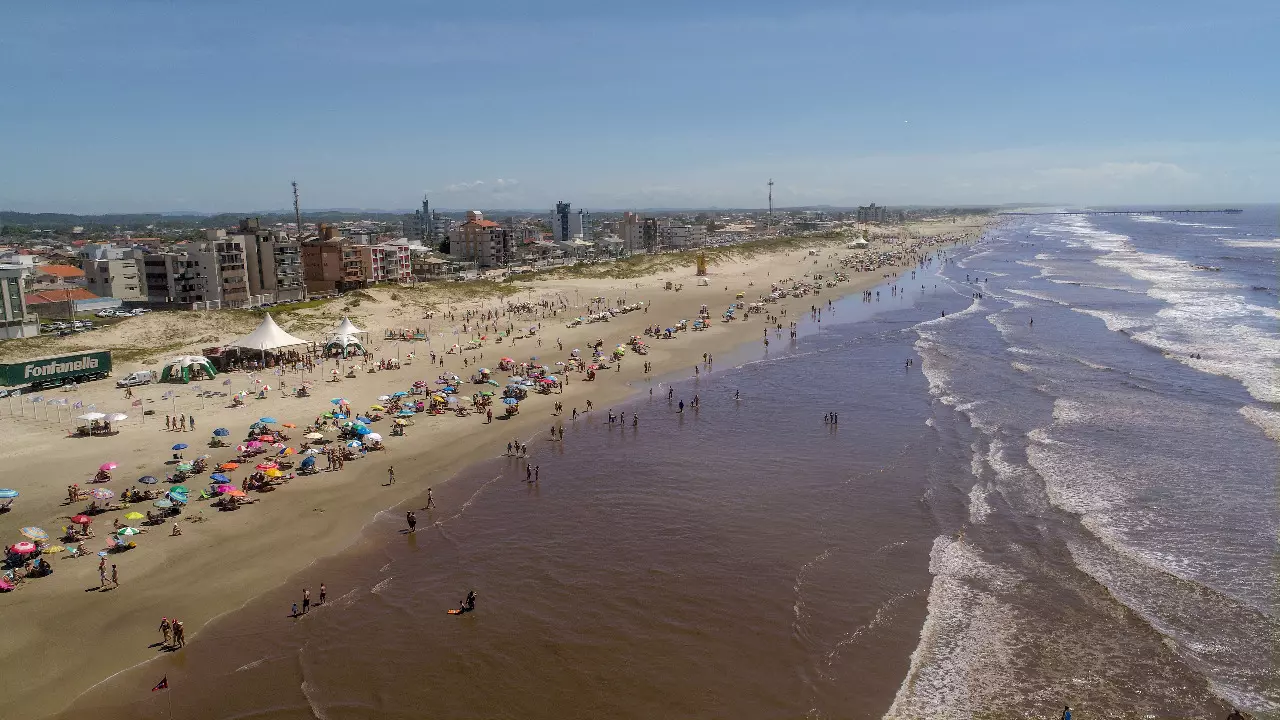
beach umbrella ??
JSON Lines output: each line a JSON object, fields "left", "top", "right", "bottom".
{"left": 305, "top": 432, "right": 325, "bottom": 440}
{"left": 0, "top": 489, "right": 18, "bottom": 499}
{"left": 213, "top": 428, "right": 230, "bottom": 436}
{"left": 43, "top": 545, "right": 66, "bottom": 555}
{"left": 256, "top": 435, "right": 275, "bottom": 441}
{"left": 394, "top": 419, "right": 408, "bottom": 426}
{"left": 91, "top": 489, "right": 114, "bottom": 500}
{"left": 246, "top": 441, "right": 263, "bottom": 448}
{"left": 210, "top": 473, "right": 230, "bottom": 483}
{"left": 153, "top": 499, "right": 173, "bottom": 508}
{"left": 171, "top": 443, "right": 188, "bottom": 451}
{"left": 377, "top": 395, "right": 391, "bottom": 401}
{"left": 259, "top": 417, "right": 278, "bottom": 424}
{"left": 354, "top": 426, "right": 371, "bottom": 436}
{"left": 71, "top": 514, "right": 91, "bottom": 525}
{"left": 330, "top": 398, "right": 346, "bottom": 405}
{"left": 477, "top": 367, "right": 489, "bottom": 373}
{"left": 104, "top": 412, "right": 128, "bottom": 422}
{"left": 176, "top": 463, "right": 193, "bottom": 472}
{"left": 392, "top": 391, "right": 409, "bottom": 398}
{"left": 282, "top": 423, "right": 296, "bottom": 429}
{"left": 255, "top": 462, "right": 277, "bottom": 470}
{"left": 370, "top": 405, "right": 386, "bottom": 411}
{"left": 99, "top": 462, "right": 118, "bottom": 472}
{"left": 303, "top": 447, "right": 321, "bottom": 455}
{"left": 502, "top": 398, "right": 519, "bottom": 405}
{"left": 299, "top": 456, "right": 316, "bottom": 469}
{"left": 235, "top": 445, "right": 249, "bottom": 453}
{"left": 333, "top": 413, "right": 348, "bottom": 420}
{"left": 10, "top": 542, "right": 37, "bottom": 554}
{"left": 346, "top": 440, "right": 362, "bottom": 448}
{"left": 124, "top": 512, "right": 144, "bottom": 521}
{"left": 356, "top": 415, "right": 373, "bottom": 423}
{"left": 117, "top": 527, "right": 141, "bottom": 536}
{"left": 397, "top": 409, "right": 415, "bottom": 416}
{"left": 20, "top": 527, "right": 48, "bottom": 541}
{"left": 170, "top": 485, "right": 189, "bottom": 494}
{"left": 218, "top": 462, "right": 239, "bottom": 470}
{"left": 364, "top": 432, "right": 382, "bottom": 443}
{"left": 264, "top": 468, "right": 284, "bottom": 478}
{"left": 281, "top": 447, "right": 296, "bottom": 456}
{"left": 214, "top": 484, "right": 235, "bottom": 493}
{"left": 137, "top": 475, "right": 159, "bottom": 485}
{"left": 224, "top": 489, "right": 247, "bottom": 498}
{"left": 196, "top": 454, "right": 211, "bottom": 461}
{"left": 77, "top": 412, "right": 106, "bottom": 421}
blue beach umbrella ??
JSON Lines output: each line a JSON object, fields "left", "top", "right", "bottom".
{"left": 352, "top": 425, "right": 370, "bottom": 436}
{"left": 333, "top": 413, "right": 348, "bottom": 420}
{"left": 502, "top": 398, "right": 519, "bottom": 405}
{"left": 397, "top": 409, "right": 415, "bottom": 416}
{"left": 212, "top": 428, "right": 230, "bottom": 437}
{"left": 210, "top": 473, "right": 230, "bottom": 483}
{"left": 153, "top": 499, "right": 173, "bottom": 508}
{"left": 299, "top": 456, "right": 316, "bottom": 469}
{"left": 137, "top": 476, "right": 159, "bottom": 485}
{"left": 171, "top": 443, "right": 188, "bottom": 451}
{"left": 392, "top": 391, "right": 408, "bottom": 398}
{"left": 346, "top": 440, "right": 362, "bottom": 448}
{"left": 259, "top": 417, "right": 278, "bottom": 424}
{"left": 356, "top": 415, "right": 373, "bottom": 423}
{"left": 330, "top": 398, "right": 347, "bottom": 405}
{"left": 0, "top": 489, "right": 19, "bottom": 498}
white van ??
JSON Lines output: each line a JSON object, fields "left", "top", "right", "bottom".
{"left": 116, "top": 370, "right": 157, "bottom": 388}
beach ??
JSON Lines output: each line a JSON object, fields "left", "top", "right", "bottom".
{"left": 0, "top": 219, "right": 986, "bottom": 719}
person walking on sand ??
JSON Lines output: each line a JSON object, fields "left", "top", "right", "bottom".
{"left": 534, "top": 466, "right": 540, "bottom": 483}
{"left": 165, "top": 415, "right": 171, "bottom": 431}
{"left": 302, "top": 588, "right": 311, "bottom": 614}
{"left": 387, "top": 466, "right": 395, "bottom": 485}
{"left": 406, "top": 511, "right": 417, "bottom": 532}
{"left": 99, "top": 557, "right": 108, "bottom": 588}
{"left": 173, "top": 620, "right": 185, "bottom": 648}
{"left": 319, "top": 584, "right": 326, "bottom": 605}
{"left": 526, "top": 465, "right": 533, "bottom": 482}
{"left": 159, "top": 617, "right": 172, "bottom": 648}
{"left": 110, "top": 564, "right": 119, "bottom": 587}
{"left": 189, "top": 415, "right": 195, "bottom": 432}
{"left": 426, "top": 487, "right": 436, "bottom": 509}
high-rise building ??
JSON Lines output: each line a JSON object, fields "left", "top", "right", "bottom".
{"left": 857, "top": 203, "right": 893, "bottom": 223}
{"left": 221, "top": 219, "right": 307, "bottom": 305}
{"left": 359, "top": 243, "right": 412, "bottom": 284}
{"left": 619, "top": 212, "right": 646, "bottom": 254}
{"left": 0, "top": 264, "right": 39, "bottom": 339}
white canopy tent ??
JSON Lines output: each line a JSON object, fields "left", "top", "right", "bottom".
{"left": 333, "top": 317, "right": 366, "bottom": 338}
{"left": 227, "top": 313, "right": 311, "bottom": 352}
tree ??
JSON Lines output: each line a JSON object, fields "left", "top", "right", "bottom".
{"left": 438, "top": 238, "right": 450, "bottom": 254}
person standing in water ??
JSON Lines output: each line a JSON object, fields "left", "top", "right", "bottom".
{"left": 407, "top": 511, "right": 417, "bottom": 532}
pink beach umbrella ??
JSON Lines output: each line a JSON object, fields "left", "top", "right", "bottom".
{"left": 10, "top": 541, "right": 37, "bottom": 554}
{"left": 214, "top": 484, "right": 235, "bottom": 494}
{"left": 91, "top": 488, "right": 114, "bottom": 500}
{"left": 99, "top": 462, "right": 118, "bottom": 473}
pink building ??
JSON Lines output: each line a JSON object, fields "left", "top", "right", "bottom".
{"left": 359, "top": 243, "right": 412, "bottom": 284}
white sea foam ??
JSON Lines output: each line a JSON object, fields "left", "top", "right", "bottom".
{"left": 1005, "top": 288, "right": 1070, "bottom": 306}
{"left": 1224, "top": 238, "right": 1280, "bottom": 249}
{"left": 1238, "top": 405, "right": 1280, "bottom": 442}
{"left": 967, "top": 484, "right": 992, "bottom": 524}
{"left": 1010, "top": 361, "right": 1034, "bottom": 374}
{"left": 884, "top": 537, "right": 1019, "bottom": 719}
{"left": 1071, "top": 307, "right": 1146, "bottom": 332}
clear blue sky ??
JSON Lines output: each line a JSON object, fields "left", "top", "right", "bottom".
{"left": 2, "top": 0, "right": 1276, "bottom": 213}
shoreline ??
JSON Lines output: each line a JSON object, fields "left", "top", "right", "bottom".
{"left": 0, "top": 221, "right": 988, "bottom": 719}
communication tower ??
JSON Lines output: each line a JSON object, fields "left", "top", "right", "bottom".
{"left": 292, "top": 181, "right": 303, "bottom": 240}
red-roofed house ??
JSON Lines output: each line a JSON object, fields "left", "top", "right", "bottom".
{"left": 33, "top": 264, "right": 86, "bottom": 288}
{"left": 446, "top": 211, "right": 513, "bottom": 269}
{"left": 25, "top": 288, "right": 99, "bottom": 305}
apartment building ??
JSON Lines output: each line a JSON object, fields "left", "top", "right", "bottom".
{"left": 447, "top": 211, "right": 514, "bottom": 269}
{"left": 0, "top": 264, "right": 39, "bottom": 339}
{"left": 83, "top": 254, "right": 144, "bottom": 300}
{"left": 359, "top": 243, "right": 412, "bottom": 284}
{"left": 301, "top": 224, "right": 365, "bottom": 294}
{"left": 222, "top": 218, "right": 306, "bottom": 304}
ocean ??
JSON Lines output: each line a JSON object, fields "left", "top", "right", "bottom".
{"left": 71, "top": 208, "right": 1277, "bottom": 719}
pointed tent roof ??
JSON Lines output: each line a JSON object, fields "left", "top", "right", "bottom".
{"left": 334, "top": 317, "right": 365, "bottom": 336}
{"left": 228, "top": 313, "right": 310, "bottom": 351}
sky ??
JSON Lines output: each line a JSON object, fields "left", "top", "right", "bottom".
{"left": 1, "top": 0, "right": 1277, "bottom": 213}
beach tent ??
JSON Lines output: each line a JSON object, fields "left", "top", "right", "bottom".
{"left": 227, "top": 313, "right": 310, "bottom": 352}
{"left": 332, "top": 317, "right": 367, "bottom": 340}
{"left": 324, "top": 333, "right": 365, "bottom": 357}
{"left": 160, "top": 355, "right": 217, "bottom": 383}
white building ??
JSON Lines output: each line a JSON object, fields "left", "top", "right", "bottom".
{"left": 659, "top": 224, "right": 707, "bottom": 249}
{"left": 0, "top": 264, "right": 40, "bottom": 339}
{"left": 83, "top": 255, "right": 145, "bottom": 300}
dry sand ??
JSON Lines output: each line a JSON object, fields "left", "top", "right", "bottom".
{"left": 0, "top": 219, "right": 987, "bottom": 717}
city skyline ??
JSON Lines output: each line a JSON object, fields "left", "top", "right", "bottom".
{"left": 2, "top": 0, "right": 1276, "bottom": 213}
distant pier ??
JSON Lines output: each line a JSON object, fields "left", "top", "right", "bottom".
{"left": 999, "top": 209, "right": 1243, "bottom": 216}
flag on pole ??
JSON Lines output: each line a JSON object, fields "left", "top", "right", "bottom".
{"left": 86, "top": 404, "right": 97, "bottom": 412}
{"left": 73, "top": 400, "right": 83, "bottom": 409}
{"left": 132, "top": 399, "right": 143, "bottom": 407}
{"left": 223, "top": 379, "right": 232, "bottom": 386}
{"left": 152, "top": 675, "right": 168, "bottom": 691}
